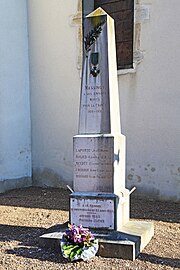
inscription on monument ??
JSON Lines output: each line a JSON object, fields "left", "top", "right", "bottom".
{"left": 70, "top": 8, "right": 130, "bottom": 233}
{"left": 78, "top": 14, "right": 111, "bottom": 134}
{"left": 70, "top": 197, "right": 115, "bottom": 229}
{"left": 73, "top": 136, "right": 114, "bottom": 192}
{"left": 82, "top": 85, "right": 107, "bottom": 114}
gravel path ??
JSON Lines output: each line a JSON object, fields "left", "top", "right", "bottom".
{"left": 0, "top": 187, "right": 179, "bottom": 269}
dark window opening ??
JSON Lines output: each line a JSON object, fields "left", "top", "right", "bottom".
{"left": 82, "top": 0, "right": 134, "bottom": 69}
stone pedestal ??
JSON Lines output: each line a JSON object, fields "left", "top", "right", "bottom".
{"left": 73, "top": 134, "right": 126, "bottom": 193}
{"left": 70, "top": 191, "right": 129, "bottom": 231}
{"left": 39, "top": 220, "right": 154, "bottom": 261}
{"left": 72, "top": 133, "right": 128, "bottom": 230}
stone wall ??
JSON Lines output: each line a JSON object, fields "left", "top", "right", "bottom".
{"left": 0, "top": 0, "right": 32, "bottom": 192}
{"left": 120, "top": 0, "right": 180, "bottom": 201}
{"left": 27, "top": 0, "right": 180, "bottom": 201}
{"left": 27, "top": 0, "right": 80, "bottom": 187}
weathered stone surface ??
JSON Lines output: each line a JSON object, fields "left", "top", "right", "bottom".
{"left": 120, "top": 220, "right": 154, "bottom": 252}
{"left": 97, "top": 239, "right": 136, "bottom": 261}
{"left": 73, "top": 134, "right": 126, "bottom": 193}
{"left": 0, "top": 177, "right": 32, "bottom": 193}
{"left": 70, "top": 193, "right": 118, "bottom": 230}
{"left": 79, "top": 8, "right": 120, "bottom": 135}
{"left": 73, "top": 135, "right": 114, "bottom": 192}
{"left": 69, "top": 191, "right": 130, "bottom": 230}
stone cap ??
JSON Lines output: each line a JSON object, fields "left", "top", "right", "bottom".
{"left": 86, "top": 7, "right": 108, "bottom": 18}
{"left": 70, "top": 192, "right": 118, "bottom": 199}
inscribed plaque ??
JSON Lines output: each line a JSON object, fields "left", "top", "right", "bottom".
{"left": 73, "top": 135, "right": 114, "bottom": 192}
{"left": 70, "top": 193, "right": 117, "bottom": 230}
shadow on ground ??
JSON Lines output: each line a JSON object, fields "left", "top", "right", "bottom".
{"left": 0, "top": 187, "right": 179, "bottom": 223}
{"left": 0, "top": 224, "right": 69, "bottom": 265}
{"left": 0, "top": 224, "right": 46, "bottom": 243}
{"left": 0, "top": 187, "right": 70, "bottom": 211}
{"left": 138, "top": 253, "right": 180, "bottom": 268}
{"left": 2, "top": 223, "right": 180, "bottom": 268}
{"left": 130, "top": 194, "right": 180, "bottom": 223}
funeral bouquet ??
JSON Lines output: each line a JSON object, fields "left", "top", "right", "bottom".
{"left": 60, "top": 224, "right": 98, "bottom": 261}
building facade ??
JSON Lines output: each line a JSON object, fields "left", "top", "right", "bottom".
{"left": 0, "top": 0, "right": 179, "bottom": 201}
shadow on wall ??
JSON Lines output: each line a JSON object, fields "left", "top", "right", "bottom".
{"left": 0, "top": 177, "right": 32, "bottom": 194}
{"left": 32, "top": 168, "right": 72, "bottom": 189}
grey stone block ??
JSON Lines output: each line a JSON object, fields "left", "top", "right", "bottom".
{"left": 39, "top": 220, "right": 154, "bottom": 261}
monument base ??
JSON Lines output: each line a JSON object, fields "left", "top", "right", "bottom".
{"left": 69, "top": 191, "right": 130, "bottom": 231}
{"left": 39, "top": 220, "right": 154, "bottom": 261}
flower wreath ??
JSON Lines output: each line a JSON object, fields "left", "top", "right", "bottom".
{"left": 61, "top": 224, "right": 98, "bottom": 261}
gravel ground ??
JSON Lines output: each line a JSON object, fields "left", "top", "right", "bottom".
{"left": 0, "top": 187, "right": 179, "bottom": 270}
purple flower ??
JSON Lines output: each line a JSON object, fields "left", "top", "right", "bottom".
{"left": 64, "top": 224, "right": 95, "bottom": 246}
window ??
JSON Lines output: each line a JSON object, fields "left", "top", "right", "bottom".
{"left": 82, "top": 0, "right": 134, "bottom": 69}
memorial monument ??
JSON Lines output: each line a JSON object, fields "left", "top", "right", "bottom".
{"left": 40, "top": 8, "right": 154, "bottom": 261}
{"left": 71, "top": 7, "right": 129, "bottom": 230}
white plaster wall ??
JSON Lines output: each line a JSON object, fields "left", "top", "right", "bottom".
{"left": 28, "top": 0, "right": 80, "bottom": 186}
{"left": 120, "top": 0, "right": 180, "bottom": 201}
{"left": 0, "top": 0, "right": 31, "bottom": 187}
{"left": 28, "top": 0, "right": 180, "bottom": 200}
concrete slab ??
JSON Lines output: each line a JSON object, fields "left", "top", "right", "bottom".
{"left": 39, "top": 220, "right": 154, "bottom": 261}
{"left": 121, "top": 220, "right": 154, "bottom": 252}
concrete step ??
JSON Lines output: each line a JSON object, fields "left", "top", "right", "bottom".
{"left": 39, "top": 220, "right": 154, "bottom": 261}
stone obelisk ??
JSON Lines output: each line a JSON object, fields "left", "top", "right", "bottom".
{"left": 70, "top": 8, "right": 129, "bottom": 230}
